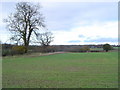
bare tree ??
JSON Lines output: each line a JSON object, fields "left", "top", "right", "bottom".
{"left": 4, "top": 2, "right": 45, "bottom": 53}
{"left": 36, "top": 32, "right": 54, "bottom": 47}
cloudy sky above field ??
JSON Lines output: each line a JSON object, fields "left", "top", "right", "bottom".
{"left": 0, "top": 0, "right": 118, "bottom": 45}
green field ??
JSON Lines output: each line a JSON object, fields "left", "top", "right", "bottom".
{"left": 2, "top": 52, "right": 118, "bottom": 88}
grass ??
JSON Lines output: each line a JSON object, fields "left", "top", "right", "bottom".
{"left": 2, "top": 52, "right": 118, "bottom": 88}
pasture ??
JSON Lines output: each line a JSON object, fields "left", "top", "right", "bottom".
{"left": 2, "top": 52, "right": 118, "bottom": 88}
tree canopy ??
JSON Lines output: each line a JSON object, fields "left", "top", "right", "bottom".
{"left": 103, "top": 43, "right": 112, "bottom": 52}
{"left": 4, "top": 2, "right": 45, "bottom": 52}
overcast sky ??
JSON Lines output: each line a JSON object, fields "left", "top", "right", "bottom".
{"left": 0, "top": 1, "right": 118, "bottom": 45}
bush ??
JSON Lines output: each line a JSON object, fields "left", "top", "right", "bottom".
{"left": 103, "top": 44, "right": 112, "bottom": 52}
{"left": 46, "top": 46, "right": 56, "bottom": 52}
{"left": 66, "top": 47, "right": 81, "bottom": 52}
{"left": 39, "top": 46, "right": 56, "bottom": 53}
{"left": 90, "top": 50, "right": 102, "bottom": 52}
{"left": 2, "top": 49, "right": 11, "bottom": 56}
{"left": 65, "top": 46, "right": 90, "bottom": 52}
{"left": 12, "top": 46, "right": 27, "bottom": 54}
{"left": 80, "top": 46, "right": 90, "bottom": 52}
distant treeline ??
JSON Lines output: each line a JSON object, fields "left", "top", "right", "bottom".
{"left": 1, "top": 43, "right": 119, "bottom": 56}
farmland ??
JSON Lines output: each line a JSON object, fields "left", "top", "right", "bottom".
{"left": 2, "top": 51, "right": 118, "bottom": 88}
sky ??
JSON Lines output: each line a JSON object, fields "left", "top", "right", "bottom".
{"left": 0, "top": 0, "right": 118, "bottom": 45}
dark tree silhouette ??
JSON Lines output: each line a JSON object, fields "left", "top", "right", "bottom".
{"left": 103, "top": 44, "right": 112, "bottom": 52}
{"left": 4, "top": 2, "right": 45, "bottom": 53}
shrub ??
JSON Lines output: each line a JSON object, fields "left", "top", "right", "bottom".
{"left": 12, "top": 46, "right": 26, "bottom": 54}
{"left": 65, "top": 46, "right": 90, "bottom": 52}
{"left": 2, "top": 49, "right": 13, "bottom": 56}
{"left": 80, "top": 46, "right": 90, "bottom": 52}
{"left": 66, "top": 47, "right": 81, "bottom": 52}
{"left": 46, "top": 46, "right": 56, "bottom": 52}
{"left": 2, "top": 50, "right": 9, "bottom": 56}
{"left": 103, "top": 44, "right": 112, "bottom": 52}
{"left": 90, "top": 50, "right": 102, "bottom": 52}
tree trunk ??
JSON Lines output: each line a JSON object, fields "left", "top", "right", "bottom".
{"left": 25, "top": 46, "right": 28, "bottom": 53}
{"left": 25, "top": 44, "right": 29, "bottom": 53}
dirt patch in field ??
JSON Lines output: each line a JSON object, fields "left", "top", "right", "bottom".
{"left": 3, "top": 52, "right": 69, "bottom": 59}
{"left": 29, "top": 52, "right": 71, "bottom": 57}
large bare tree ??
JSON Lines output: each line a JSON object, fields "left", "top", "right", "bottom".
{"left": 4, "top": 2, "right": 45, "bottom": 52}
